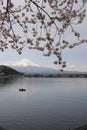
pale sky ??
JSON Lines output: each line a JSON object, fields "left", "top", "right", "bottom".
{"left": 0, "top": 0, "right": 87, "bottom": 72}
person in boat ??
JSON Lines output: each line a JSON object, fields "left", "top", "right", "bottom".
{"left": 19, "top": 88, "right": 26, "bottom": 91}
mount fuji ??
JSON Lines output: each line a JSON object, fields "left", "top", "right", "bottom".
{"left": 0, "top": 59, "right": 84, "bottom": 75}
{"left": 9, "top": 59, "right": 60, "bottom": 75}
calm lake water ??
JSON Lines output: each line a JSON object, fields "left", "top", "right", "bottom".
{"left": 0, "top": 78, "right": 87, "bottom": 130}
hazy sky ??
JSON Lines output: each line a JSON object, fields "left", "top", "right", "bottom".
{"left": 0, "top": 1, "right": 87, "bottom": 72}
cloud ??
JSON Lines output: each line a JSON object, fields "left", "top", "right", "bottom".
{"left": 64, "top": 63, "right": 87, "bottom": 72}
{"left": 0, "top": 59, "right": 40, "bottom": 67}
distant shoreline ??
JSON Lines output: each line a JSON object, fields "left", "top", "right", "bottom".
{"left": 0, "top": 73, "right": 87, "bottom": 78}
{"left": 23, "top": 73, "right": 87, "bottom": 78}
{"left": 0, "top": 65, "right": 87, "bottom": 79}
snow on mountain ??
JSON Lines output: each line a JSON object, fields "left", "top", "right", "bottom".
{"left": 0, "top": 59, "right": 60, "bottom": 74}
{"left": 7, "top": 59, "right": 59, "bottom": 74}
{"left": 0, "top": 59, "right": 40, "bottom": 67}
{"left": 10, "top": 59, "right": 40, "bottom": 67}
{"left": 0, "top": 59, "right": 85, "bottom": 75}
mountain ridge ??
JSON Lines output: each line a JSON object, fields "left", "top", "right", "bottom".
{"left": 11, "top": 64, "right": 87, "bottom": 75}
{"left": 0, "top": 65, "right": 87, "bottom": 78}
{"left": 11, "top": 65, "right": 59, "bottom": 75}
{"left": 0, "top": 65, "right": 21, "bottom": 76}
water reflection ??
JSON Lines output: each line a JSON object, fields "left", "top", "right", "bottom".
{"left": 0, "top": 78, "right": 87, "bottom": 130}
{"left": 0, "top": 78, "right": 17, "bottom": 87}
{"left": 74, "top": 125, "right": 87, "bottom": 130}
{"left": 0, "top": 127, "right": 8, "bottom": 130}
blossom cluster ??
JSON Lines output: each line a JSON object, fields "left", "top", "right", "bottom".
{"left": 0, "top": 0, "right": 87, "bottom": 70}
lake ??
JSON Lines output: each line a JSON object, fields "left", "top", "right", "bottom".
{"left": 0, "top": 78, "right": 87, "bottom": 130}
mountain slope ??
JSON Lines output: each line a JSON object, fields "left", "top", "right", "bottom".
{"left": 11, "top": 65, "right": 85, "bottom": 75}
{"left": 0, "top": 65, "right": 21, "bottom": 75}
{"left": 11, "top": 65, "right": 60, "bottom": 75}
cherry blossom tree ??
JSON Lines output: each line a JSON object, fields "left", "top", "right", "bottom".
{"left": 0, "top": 0, "right": 87, "bottom": 70}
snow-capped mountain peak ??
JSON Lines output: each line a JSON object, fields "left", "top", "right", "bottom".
{"left": 0, "top": 59, "right": 40, "bottom": 67}
{"left": 12, "top": 59, "right": 40, "bottom": 67}
{"left": 3, "top": 59, "right": 58, "bottom": 74}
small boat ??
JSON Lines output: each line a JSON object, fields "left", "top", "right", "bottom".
{"left": 19, "top": 88, "right": 26, "bottom": 92}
